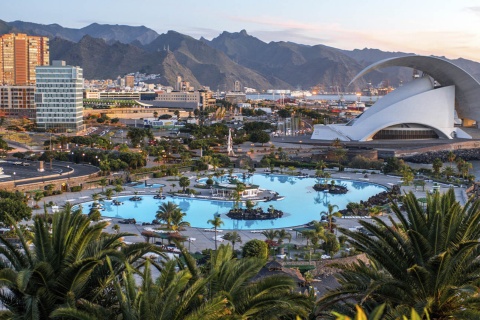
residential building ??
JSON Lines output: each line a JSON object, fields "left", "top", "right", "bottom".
{"left": 143, "top": 89, "right": 215, "bottom": 110}
{"left": 35, "top": 60, "right": 84, "bottom": 132}
{"left": 124, "top": 75, "right": 135, "bottom": 88}
{"left": 0, "top": 33, "right": 49, "bottom": 85}
{"left": 0, "top": 85, "right": 36, "bottom": 119}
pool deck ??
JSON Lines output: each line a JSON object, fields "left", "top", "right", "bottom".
{"left": 30, "top": 169, "right": 468, "bottom": 252}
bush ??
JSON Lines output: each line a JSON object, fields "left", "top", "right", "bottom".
{"left": 242, "top": 239, "right": 268, "bottom": 260}
{"left": 70, "top": 186, "right": 82, "bottom": 192}
{"left": 152, "top": 172, "right": 164, "bottom": 178}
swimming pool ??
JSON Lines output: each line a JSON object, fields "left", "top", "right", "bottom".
{"left": 78, "top": 174, "right": 387, "bottom": 230}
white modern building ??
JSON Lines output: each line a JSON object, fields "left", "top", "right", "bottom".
{"left": 312, "top": 56, "right": 480, "bottom": 141}
{"left": 35, "top": 60, "right": 84, "bottom": 132}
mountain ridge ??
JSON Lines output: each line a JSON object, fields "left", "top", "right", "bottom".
{"left": 3, "top": 20, "right": 480, "bottom": 90}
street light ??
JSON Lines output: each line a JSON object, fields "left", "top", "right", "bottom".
{"left": 13, "top": 172, "right": 16, "bottom": 187}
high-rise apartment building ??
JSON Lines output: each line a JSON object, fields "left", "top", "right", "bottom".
{"left": 35, "top": 60, "right": 84, "bottom": 132}
{"left": 124, "top": 75, "right": 135, "bottom": 88}
{"left": 0, "top": 33, "right": 49, "bottom": 85}
{"left": 0, "top": 86, "right": 36, "bottom": 119}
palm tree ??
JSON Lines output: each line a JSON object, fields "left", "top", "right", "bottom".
{"left": 0, "top": 204, "right": 156, "bottom": 319}
{"left": 179, "top": 176, "right": 190, "bottom": 193}
{"left": 223, "top": 231, "right": 242, "bottom": 251}
{"left": 52, "top": 258, "right": 229, "bottom": 320}
{"left": 156, "top": 201, "right": 180, "bottom": 229}
{"left": 33, "top": 191, "right": 43, "bottom": 208}
{"left": 104, "top": 188, "right": 114, "bottom": 200}
{"left": 188, "top": 244, "right": 314, "bottom": 319}
{"left": 207, "top": 215, "right": 224, "bottom": 250}
{"left": 275, "top": 229, "right": 292, "bottom": 245}
{"left": 261, "top": 229, "right": 278, "bottom": 241}
{"left": 99, "top": 177, "right": 107, "bottom": 192}
{"left": 321, "top": 203, "right": 341, "bottom": 233}
{"left": 316, "top": 189, "right": 480, "bottom": 319}
{"left": 170, "top": 209, "right": 190, "bottom": 231}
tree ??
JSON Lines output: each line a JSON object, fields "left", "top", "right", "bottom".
{"left": 198, "top": 245, "right": 313, "bottom": 319}
{"left": 223, "top": 231, "right": 242, "bottom": 251}
{"left": 104, "top": 188, "right": 114, "bottom": 200}
{"left": 432, "top": 157, "right": 443, "bottom": 176}
{"left": 249, "top": 130, "right": 270, "bottom": 145}
{"left": 207, "top": 215, "right": 224, "bottom": 250}
{"left": 88, "top": 207, "right": 102, "bottom": 221}
{"left": 400, "top": 165, "right": 414, "bottom": 186}
{"left": 261, "top": 230, "right": 278, "bottom": 241}
{"left": 0, "top": 198, "right": 32, "bottom": 223}
{"left": 156, "top": 201, "right": 180, "bottom": 229}
{"left": 0, "top": 205, "right": 156, "bottom": 319}
{"left": 447, "top": 150, "right": 456, "bottom": 167}
{"left": 276, "top": 229, "right": 292, "bottom": 245}
{"left": 111, "top": 224, "right": 120, "bottom": 234}
{"left": 99, "top": 177, "right": 107, "bottom": 192}
{"left": 170, "top": 209, "right": 190, "bottom": 231}
{"left": 322, "top": 232, "right": 340, "bottom": 256}
{"left": 242, "top": 239, "right": 268, "bottom": 260}
{"left": 277, "top": 109, "right": 291, "bottom": 118}
{"left": 52, "top": 257, "right": 229, "bottom": 320}
{"left": 179, "top": 176, "right": 190, "bottom": 193}
{"left": 114, "top": 184, "right": 123, "bottom": 197}
{"left": 33, "top": 191, "right": 44, "bottom": 208}
{"left": 442, "top": 166, "right": 455, "bottom": 179}
{"left": 127, "top": 127, "right": 147, "bottom": 147}
{"left": 316, "top": 189, "right": 480, "bottom": 319}
{"left": 321, "top": 203, "right": 341, "bottom": 233}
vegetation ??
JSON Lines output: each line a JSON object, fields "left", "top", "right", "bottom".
{"left": 242, "top": 239, "right": 268, "bottom": 260}
{"left": 316, "top": 189, "right": 480, "bottom": 319}
{"left": 0, "top": 204, "right": 156, "bottom": 319}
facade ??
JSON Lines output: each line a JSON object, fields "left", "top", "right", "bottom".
{"left": 311, "top": 56, "right": 479, "bottom": 141}
{"left": 0, "top": 86, "right": 36, "bottom": 119}
{"left": 0, "top": 33, "right": 49, "bottom": 85}
{"left": 35, "top": 60, "right": 84, "bottom": 132}
{"left": 124, "top": 75, "right": 135, "bottom": 88}
{"left": 145, "top": 90, "right": 215, "bottom": 110}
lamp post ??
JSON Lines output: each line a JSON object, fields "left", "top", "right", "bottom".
{"left": 13, "top": 172, "right": 16, "bottom": 187}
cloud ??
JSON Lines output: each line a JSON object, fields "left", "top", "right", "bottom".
{"left": 225, "top": 14, "right": 480, "bottom": 62}
{"left": 467, "top": 6, "right": 480, "bottom": 14}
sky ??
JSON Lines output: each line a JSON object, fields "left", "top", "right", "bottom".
{"left": 3, "top": 0, "right": 480, "bottom": 62}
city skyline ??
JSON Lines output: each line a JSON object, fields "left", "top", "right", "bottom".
{"left": 3, "top": 0, "right": 480, "bottom": 62}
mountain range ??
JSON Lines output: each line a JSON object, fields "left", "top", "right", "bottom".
{"left": 2, "top": 20, "right": 480, "bottom": 91}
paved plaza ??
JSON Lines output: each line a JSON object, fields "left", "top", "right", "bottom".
{"left": 32, "top": 169, "right": 469, "bottom": 253}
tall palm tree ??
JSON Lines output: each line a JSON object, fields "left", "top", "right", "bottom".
{"left": 223, "top": 231, "right": 242, "bottom": 251}
{"left": 275, "top": 229, "right": 292, "bottom": 245}
{"left": 0, "top": 204, "right": 156, "bottom": 319}
{"left": 316, "top": 189, "right": 480, "bottom": 319}
{"left": 261, "top": 229, "right": 278, "bottom": 241}
{"left": 207, "top": 215, "right": 224, "bottom": 250}
{"left": 156, "top": 201, "right": 180, "bottom": 229}
{"left": 321, "top": 203, "right": 341, "bottom": 233}
{"left": 170, "top": 209, "right": 190, "bottom": 231}
{"left": 104, "top": 188, "right": 114, "bottom": 200}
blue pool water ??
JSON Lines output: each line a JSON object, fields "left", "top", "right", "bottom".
{"left": 78, "top": 174, "right": 387, "bottom": 230}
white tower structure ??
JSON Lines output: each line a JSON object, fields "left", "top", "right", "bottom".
{"left": 227, "top": 128, "right": 235, "bottom": 156}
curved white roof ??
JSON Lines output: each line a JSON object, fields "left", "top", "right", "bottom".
{"left": 349, "top": 55, "right": 480, "bottom": 120}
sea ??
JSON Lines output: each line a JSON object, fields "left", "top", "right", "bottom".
{"left": 246, "top": 93, "right": 380, "bottom": 102}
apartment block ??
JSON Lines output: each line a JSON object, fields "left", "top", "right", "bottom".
{"left": 0, "top": 86, "right": 36, "bottom": 119}
{"left": 35, "top": 60, "right": 84, "bottom": 132}
{"left": 0, "top": 33, "right": 49, "bottom": 85}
